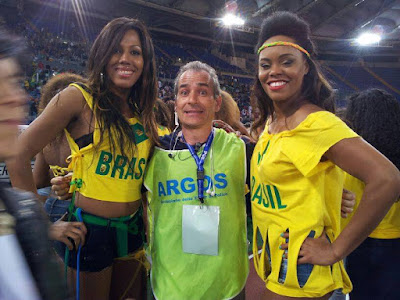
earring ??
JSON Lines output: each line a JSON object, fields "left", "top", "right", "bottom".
{"left": 174, "top": 111, "right": 179, "bottom": 127}
{"left": 100, "top": 72, "right": 104, "bottom": 85}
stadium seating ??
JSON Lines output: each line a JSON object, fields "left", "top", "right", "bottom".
{"left": 329, "top": 66, "right": 390, "bottom": 92}
{"left": 4, "top": 15, "right": 400, "bottom": 124}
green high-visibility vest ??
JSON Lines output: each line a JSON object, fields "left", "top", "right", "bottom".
{"left": 145, "top": 129, "right": 248, "bottom": 300}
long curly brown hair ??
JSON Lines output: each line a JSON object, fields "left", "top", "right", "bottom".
{"left": 345, "top": 89, "right": 400, "bottom": 170}
{"left": 155, "top": 99, "right": 173, "bottom": 131}
{"left": 214, "top": 91, "right": 241, "bottom": 129}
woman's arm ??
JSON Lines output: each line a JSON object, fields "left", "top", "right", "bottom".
{"left": 298, "top": 137, "right": 400, "bottom": 265}
{"left": 6, "top": 87, "right": 85, "bottom": 195}
{"left": 142, "top": 193, "right": 149, "bottom": 244}
{"left": 33, "top": 151, "right": 51, "bottom": 190}
{"left": 32, "top": 151, "right": 51, "bottom": 203}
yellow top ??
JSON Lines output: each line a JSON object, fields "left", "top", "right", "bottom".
{"left": 157, "top": 125, "right": 170, "bottom": 137}
{"left": 65, "top": 83, "right": 151, "bottom": 203}
{"left": 342, "top": 173, "right": 400, "bottom": 239}
{"left": 251, "top": 111, "right": 358, "bottom": 298}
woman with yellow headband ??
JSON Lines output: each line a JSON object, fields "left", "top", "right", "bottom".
{"left": 250, "top": 11, "right": 400, "bottom": 299}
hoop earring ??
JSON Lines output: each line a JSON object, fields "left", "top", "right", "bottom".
{"left": 100, "top": 72, "right": 104, "bottom": 85}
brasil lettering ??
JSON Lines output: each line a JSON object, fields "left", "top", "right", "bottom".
{"left": 251, "top": 175, "right": 286, "bottom": 210}
{"left": 95, "top": 150, "right": 146, "bottom": 180}
{"left": 158, "top": 173, "right": 227, "bottom": 197}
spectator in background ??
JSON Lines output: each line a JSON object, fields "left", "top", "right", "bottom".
{"left": 33, "top": 73, "right": 88, "bottom": 256}
{"left": 165, "top": 99, "right": 176, "bottom": 129}
{"left": 154, "top": 98, "right": 174, "bottom": 132}
{"left": 214, "top": 91, "right": 254, "bottom": 142}
{"left": 28, "top": 95, "right": 38, "bottom": 123}
{"left": 343, "top": 89, "right": 400, "bottom": 300}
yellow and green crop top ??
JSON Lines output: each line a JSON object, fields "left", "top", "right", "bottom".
{"left": 65, "top": 83, "right": 152, "bottom": 203}
{"left": 251, "top": 111, "right": 358, "bottom": 298}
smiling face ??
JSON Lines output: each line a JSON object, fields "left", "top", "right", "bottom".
{"left": 106, "top": 29, "right": 144, "bottom": 98}
{"left": 0, "top": 58, "right": 26, "bottom": 160}
{"left": 258, "top": 35, "right": 309, "bottom": 104}
{"left": 175, "top": 69, "right": 221, "bottom": 130}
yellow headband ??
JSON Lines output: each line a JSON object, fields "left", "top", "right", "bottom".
{"left": 257, "top": 41, "right": 311, "bottom": 58}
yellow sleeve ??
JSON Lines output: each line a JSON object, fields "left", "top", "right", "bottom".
{"left": 281, "top": 112, "right": 359, "bottom": 177}
{"left": 69, "top": 83, "right": 93, "bottom": 110}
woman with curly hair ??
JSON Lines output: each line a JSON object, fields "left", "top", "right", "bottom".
{"left": 154, "top": 98, "right": 173, "bottom": 132}
{"left": 214, "top": 91, "right": 254, "bottom": 142}
{"left": 34, "top": 72, "right": 86, "bottom": 204}
{"left": 7, "top": 17, "right": 159, "bottom": 299}
{"left": 250, "top": 11, "right": 400, "bottom": 299}
{"left": 342, "top": 89, "right": 400, "bottom": 300}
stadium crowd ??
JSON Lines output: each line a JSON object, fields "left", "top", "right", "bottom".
{"left": 4, "top": 19, "right": 253, "bottom": 124}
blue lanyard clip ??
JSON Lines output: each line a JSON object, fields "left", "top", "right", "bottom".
{"left": 197, "top": 169, "right": 205, "bottom": 180}
{"left": 182, "top": 129, "right": 214, "bottom": 204}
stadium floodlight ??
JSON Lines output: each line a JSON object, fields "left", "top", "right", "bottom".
{"left": 356, "top": 32, "right": 381, "bottom": 46}
{"left": 222, "top": 13, "right": 245, "bottom": 26}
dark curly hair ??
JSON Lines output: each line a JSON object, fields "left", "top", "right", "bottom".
{"left": 252, "top": 11, "right": 334, "bottom": 132}
{"left": 345, "top": 89, "right": 400, "bottom": 170}
{"left": 39, "top": 73, "right": 86, "bottom": 114}
{"left": 87, "top": 17, "right": 159, "bottom": 157}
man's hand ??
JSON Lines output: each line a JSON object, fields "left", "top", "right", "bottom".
{"left": 341, "top": 189, "right": 356, "bottom": 218}
{"left": 48, "top": 217, "right": 87, "bottom": 250}
{"left": 51, "top": 174, "right": 72, "bottom": 200}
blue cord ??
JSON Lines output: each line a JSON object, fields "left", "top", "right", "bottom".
{"left": 75, "top": 208, "right": 83, "bottom": 300}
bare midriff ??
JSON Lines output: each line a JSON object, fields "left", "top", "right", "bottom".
{"left": 74, "top": 192, "right": 141, "bottom": 218}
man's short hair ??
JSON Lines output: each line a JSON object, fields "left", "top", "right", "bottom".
{"left": 0, "top": 29, "right": 26, "bottom": 65}
{"left": 174, "top": 61, "right": 221, "bottom": 99}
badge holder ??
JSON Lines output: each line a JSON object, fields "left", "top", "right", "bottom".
{"left": 182, "top": 205, "right": 220, "bottom": 256}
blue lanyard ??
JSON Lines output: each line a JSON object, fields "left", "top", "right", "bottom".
{"left": 182, "top": 129, "right": 214, "bottom": 204}
{"left": 75, "top": 208, "right": 83, "bottom": 300}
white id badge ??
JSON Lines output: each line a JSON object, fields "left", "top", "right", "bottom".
{"left": 182, "top": 205, "right": 220, "bottom": 256}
